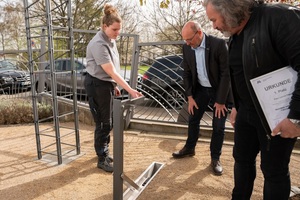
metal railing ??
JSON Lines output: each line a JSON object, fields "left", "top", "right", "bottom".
{"left": 0, "top": 32, "right": 232, "bottom": 130}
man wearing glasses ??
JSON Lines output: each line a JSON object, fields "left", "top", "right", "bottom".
{"left": 172, "top": 21, "right": 231, "bottom": 176}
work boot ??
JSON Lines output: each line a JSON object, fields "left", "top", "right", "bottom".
{"left": 107, "top": 155, "right": 113, "bottom": 163}
{"left": 97, "top": 156, "right": 113, "bottom": 173}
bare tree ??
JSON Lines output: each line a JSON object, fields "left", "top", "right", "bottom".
{"left": 138, "top": 0, "right": 299, "bottom": 42}
{"left": 139, "top": 0, "right": 211, "bottom": 42}
{"left": 20, "top": 0, "right": 110, "bottom": 57}
{"left": 113, "top": 0, "right": 140, "bottom": 34}
{"left": 0, "top": 0, "right": 25, "bottom": 52}
{"left": 28, "top": 0, "right": 108, "bottom": 30}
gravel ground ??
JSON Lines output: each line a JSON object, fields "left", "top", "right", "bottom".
{"left": 1, "top": 122, "right": 300, "bottom": 200}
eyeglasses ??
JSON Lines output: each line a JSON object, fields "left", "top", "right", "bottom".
{"left": 184, "top": 31, "right": 198, "bottom": 43}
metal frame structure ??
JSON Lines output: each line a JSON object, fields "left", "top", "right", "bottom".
{"left": 113, "top": 97, "right": 164, "bottom": 200}
{"left": 23, "top": 0, "right": 80, "bottom": 164}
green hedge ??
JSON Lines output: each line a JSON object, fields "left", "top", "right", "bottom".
{"left": 0, "top": 99, "right": 52, "bottom": 124}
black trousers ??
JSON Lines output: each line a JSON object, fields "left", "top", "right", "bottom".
{"left": 84, "top": 73, "right": 115, "bottom": 157}
{"left": 231, "top": 105, "right": 296, "bottom": 200}
{"left": 185, "top": 85, "right": 227, "bottom": 160}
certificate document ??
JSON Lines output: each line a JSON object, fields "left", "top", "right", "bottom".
{"left": 250, "top": 66, "right": 297, "bottom": 130}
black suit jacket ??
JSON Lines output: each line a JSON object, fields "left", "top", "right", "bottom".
{"left": 182, "top": 34, "right": 231, "bottom": 104}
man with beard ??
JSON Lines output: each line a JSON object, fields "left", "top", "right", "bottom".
{"left": 203, "top": 0, "right": 300, "bottom": 199}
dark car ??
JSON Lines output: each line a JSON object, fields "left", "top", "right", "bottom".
{"left": 141, "top": 55, "right": 186, "bottom": 109}
{"left": 0, "top": 60, "right": 31, "bottom": 94}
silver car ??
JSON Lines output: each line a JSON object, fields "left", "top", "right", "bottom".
{"left": 35, "top": 58, "right": 132, "bottom": 99}
{"left": 35, "top": 58, "right": 87, "bottom": 97}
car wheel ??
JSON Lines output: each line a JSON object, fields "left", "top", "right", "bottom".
{"left": 164, "top": 87, "right": 186, "bottom": 109}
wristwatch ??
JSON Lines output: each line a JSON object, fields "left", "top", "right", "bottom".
{"left": 288, "top": 118, "right": 300, "bottom": 128}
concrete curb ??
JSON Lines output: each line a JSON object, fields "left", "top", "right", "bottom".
{"left": 128, "top": 119, "right": 300, "bottom": 151}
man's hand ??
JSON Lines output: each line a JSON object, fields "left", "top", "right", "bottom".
{"left": 229, "top": 107, "right": 237, "bottom": 128}
{"left": 214, "top": 103, "right": 228, "bottom": 118}
{"left": 272, "top": 118, "right": 300, "bottom": 138}
{"left": 187, "top": 96, "right": 198, "bottom": 115}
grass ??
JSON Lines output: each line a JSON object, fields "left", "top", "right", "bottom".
{"left": 121, "top": 65, "right": 150, "bottom": 75}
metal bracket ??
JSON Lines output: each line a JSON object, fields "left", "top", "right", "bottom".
{"left": 121, "top": 173, "right": 140, "bottom": 191}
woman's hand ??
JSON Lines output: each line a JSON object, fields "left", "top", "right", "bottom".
{"left": 114, "top": 87, "right": 121, "bottom": 96}
{"left": 129, "top": 89, "right": 143, "bottom": 99}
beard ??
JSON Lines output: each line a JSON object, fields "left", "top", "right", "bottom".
{"left": 217, "top": 22, "right": 234, "bottom": 37}
{"left": 216, "top": 26, "right": 232, "bottom": 37}
{"left": 222, "top": 31, "right": 232, "bottom": 37}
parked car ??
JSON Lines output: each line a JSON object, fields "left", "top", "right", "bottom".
{"left": 0, "top": 60, "right": 31, "bottom": 93}
{"left": 35, "top": 58, "right": 87, "bottom": 97}
{"left": 35, "top": 58, "right": 133, "bottom": 99}
{"left": 141, "top": 55, "right": 186, "bottom": 109}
